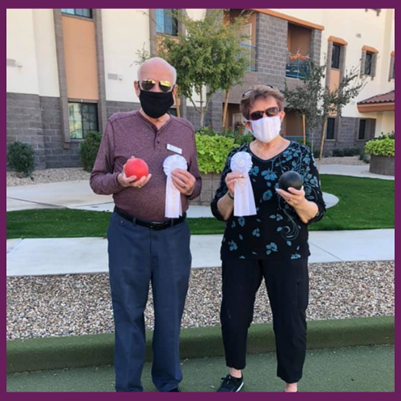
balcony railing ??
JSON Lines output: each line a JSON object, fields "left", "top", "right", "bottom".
{"left": 286, "top": 51, "right": 310, "bottom": 79}
{"left": 240, "top": 43, "right": 257, "bottom": 72}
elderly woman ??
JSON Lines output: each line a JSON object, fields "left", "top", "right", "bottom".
{"left": 211, "top": 85, "right": 326, "bottom": 393}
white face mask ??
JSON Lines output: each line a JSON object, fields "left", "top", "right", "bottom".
{"left": 250, "top": 116, "right": 281, "bottom": 143}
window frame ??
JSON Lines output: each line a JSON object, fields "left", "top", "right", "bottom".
{"left": 155, "top": 9, "right": 178, "bottom": 36}
{"left": 326, "top": 117, "right": 336, "bottom": 141}
{"left": 61, "top": 9, "right": 93, "bottom": 19}
{"left": 331, "top": 44, "right": 341, "bottom": 69}
{"left": 389, "top": 53, "right": 395, "bottom": 81}
{"left": 68, "top": 102, "right": 99, "bottom": 140}
{"left": 358, "top": 119, "right": 367, "bottom": 141}
{"left": 365, "top": 52, "right": 373, "bottom": 76}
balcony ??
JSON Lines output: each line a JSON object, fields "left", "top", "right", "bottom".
{"left": 286, "top": 51, "right": 310, "bottom": 79}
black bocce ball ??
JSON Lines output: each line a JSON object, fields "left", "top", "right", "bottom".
{"left": 278, "top": 171, "right": 303, "bottom": 192}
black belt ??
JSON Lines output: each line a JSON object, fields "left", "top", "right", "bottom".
{"left": 114, "top": 206, "right": 186, "bottom": 231}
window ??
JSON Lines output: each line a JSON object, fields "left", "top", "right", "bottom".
{"left": 156, "top": 9, "right": 178, "bottom": 36}
{"left": 389, "top": 54, "right": 395, "bottom": 80}
{"left": 331, "top": 44, "right": 341, "bottom": 69}
{"left": 239, "top": 23, "right": 256, "bottom": 72}
{"left": 61, "top": 9, "right": 92, "bottom": 18}
{"left": 68, "top": 103, "right": 98, "bottom": 139}
{"left": 358, "top": 119, "right": 367, "bottom": 140}
{"left": 232, "top": 113, "right": 243, "bottom": 127}
{"left": 326, "top": 118, "right": 335, "bottom": 140}
{"left": 365, "top": 52, "right": 373, "bottom": 75}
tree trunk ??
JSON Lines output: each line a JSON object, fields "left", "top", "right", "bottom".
{"left": 175, "top": 94, "right": 180, "bottom": 118}
{"left": 319, "top": 117, "right": 328, "bottom": 162}
{"left": 200, "top": 111, "right": 204, "bottom": 127}
{"left": 302, "top": 114, "right": 306, "bottom": 145}
{"left": 222, "top": 90, "right": 230, "bottom": 129}
{"left": 180, "top": 96, "right": 187, "bottom": 119}
{"left": 199, "top": 90, "right": 204, "bottom": 127}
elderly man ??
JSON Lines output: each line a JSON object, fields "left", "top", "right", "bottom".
{"left": 90, "top": 57, "right": 202, "bottom": 392}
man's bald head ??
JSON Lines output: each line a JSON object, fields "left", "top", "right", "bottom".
{"left": 137, "top": 57, "right": 177, "bottom": 85}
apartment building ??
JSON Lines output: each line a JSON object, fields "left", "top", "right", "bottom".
{"left": 6, "top": 9, "right": 394, "bottom": 168}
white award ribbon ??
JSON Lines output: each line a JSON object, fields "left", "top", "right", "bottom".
{"left": 163, "top": 155, "right": 188, "bottom": 218}
{"left": 230, "top": 152, "right": 257, "bottom": 217}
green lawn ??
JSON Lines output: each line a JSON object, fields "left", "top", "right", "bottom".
{"left": 312, "top": 175, "right": 394, "bottom": 231}
{"left": 6, "top": 346, "right": 395, "bottom": 392}
{"left": 6, "top": 175, "right": 394, "bottom": 239}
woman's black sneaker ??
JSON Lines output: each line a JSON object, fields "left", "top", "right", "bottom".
{"left": 216, "top": 374, "right": 244, "bottom": 392}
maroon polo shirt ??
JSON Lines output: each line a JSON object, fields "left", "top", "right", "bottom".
{"left": 90, "top": 110, "right": 202, "bottom": 221}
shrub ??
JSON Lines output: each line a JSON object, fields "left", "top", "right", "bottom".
{"left": 196, "top": 133, "right": 239, "bottom": 174}
{"left": 312, "top": 149, "right": 330, "bottom": 159}
{"left": 293, "top": 137, "right": 312, "bottom": 150}
{"left": 365, "top": 136, "right": 395, "bottom": 157}
{"left": 80, "top": 131, "right": 102, "bottom": 172}
{"left": 222, "top": 128, "right": 254, "bottom": 146}
{"left": 374, "top": 131, "right": 395, "bottom": 140}
{"left": 7, "top": 141, "right": 35, "bottom": 177}
{"left": 332, "top": 148, "right": 362, "bottom": 157}
{"left": 359, "top": 151, "right": 370, "bottom": 163}
{"left": 313, "top": 149, "right": 320, "bottom": 159}
{"left": 196, "top": 125, "right": 217, "bottom": 137}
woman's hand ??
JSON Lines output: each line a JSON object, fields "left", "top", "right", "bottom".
{"left": 276, "top": 186, "right": 318, "bottom": 224}
{"left": 275, "top": 186, "right": 307, "bottom": 209}
{"left": 225, "top": 171, "right": 245, "bottom": 197}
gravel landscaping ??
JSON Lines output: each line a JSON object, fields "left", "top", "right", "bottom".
{"left": 6, "top": 261, "right": 394, "bottom": 341}
{"left": 6, "top": 157, "right": 367, "bottom": 187}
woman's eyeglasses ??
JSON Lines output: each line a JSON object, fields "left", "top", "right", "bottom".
{"left": 249, "top": 107, "right": 280, "bottom": 121}
{"left": 140, "top": 79, "right": 173, "bottom": 93}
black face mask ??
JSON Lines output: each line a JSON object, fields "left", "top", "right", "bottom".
{"left": 139, "top": 90, "right": 174, "bottom": 119}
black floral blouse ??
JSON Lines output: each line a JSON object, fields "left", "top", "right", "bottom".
{"left": 211, "top": 141, "right": 326, "bottom": 261}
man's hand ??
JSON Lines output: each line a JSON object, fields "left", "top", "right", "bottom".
{"left": 171, "top": 169, "right": 196, "bottom": 196}
{"left": 118, "top": 157, "right": 152, "bottom": 188}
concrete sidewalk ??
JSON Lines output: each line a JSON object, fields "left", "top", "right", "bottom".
{"left": 318, "top": 164, "right": 394, "bottom": 180}
{"left": 6, "top": 229, "right": 394, "bottom": 276}
{"left": 6, "top": 164, "right": 394, "bottom": 277}
{"left": 7, "top": 180, "right": 339, "bottom": 213}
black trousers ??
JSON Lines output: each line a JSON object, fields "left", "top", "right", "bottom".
{"left": 220, "top": 258, "right": 309, "bottom": 384}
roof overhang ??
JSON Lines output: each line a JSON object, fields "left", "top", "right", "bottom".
{"left": 357, "top": 103, "right": 395, "bottom": 113}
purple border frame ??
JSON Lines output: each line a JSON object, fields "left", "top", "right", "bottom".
{"left": 3, "top": 1, "right": 397, "bottom": 399}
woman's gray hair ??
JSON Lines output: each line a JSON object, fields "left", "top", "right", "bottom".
{"left": 137, "top": 57, "right": 177, "bottom": 84}
{"left": 240, "top": 85, "right": 285, "bottom": 120}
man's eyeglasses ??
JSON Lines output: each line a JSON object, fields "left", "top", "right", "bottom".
{"left": 140, "top": 79, "right": 173, "bottom": 93}
{"left": 249, "top": 107, "right": 280, "bottom": 121}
